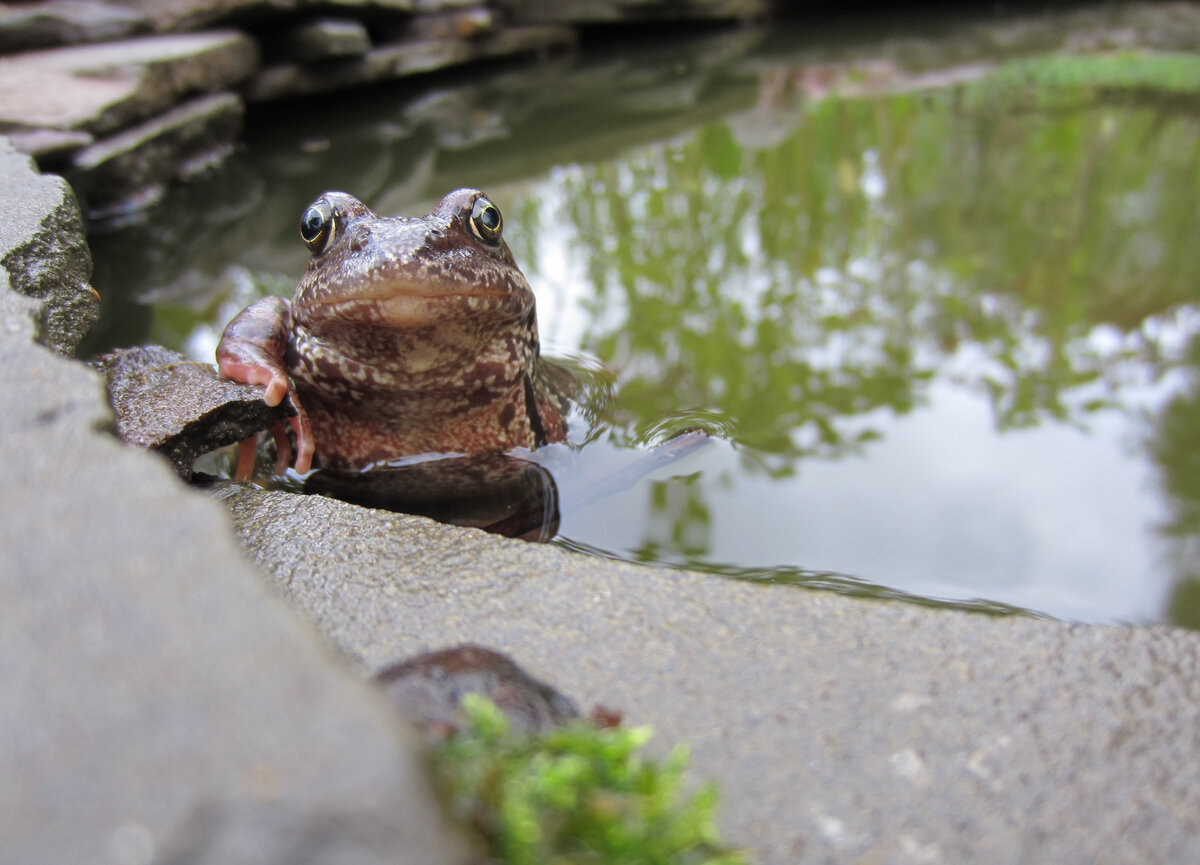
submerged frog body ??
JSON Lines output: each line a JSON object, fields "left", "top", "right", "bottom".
{"left": 216, "top": 189, "right": 567, "bottom": 477}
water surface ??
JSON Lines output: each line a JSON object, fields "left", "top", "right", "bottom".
{"left": 86, "top": 6, "right": 1200, "bottom": 626}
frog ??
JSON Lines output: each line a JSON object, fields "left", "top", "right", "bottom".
{"left": 216, "top": 188, "right": 568, "bottom": 479}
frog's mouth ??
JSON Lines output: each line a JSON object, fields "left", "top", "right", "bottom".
{"left": 306, "top": 283, "right": 530, "bottom": 329}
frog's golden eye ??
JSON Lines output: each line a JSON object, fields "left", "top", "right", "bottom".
{"left": 300, "top": 198, "right": 337, "bottom": 255}
{"left": 469, "top": 196, "right": 503, "bottom": 245}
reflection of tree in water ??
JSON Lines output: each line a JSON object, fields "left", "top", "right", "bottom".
{"left": 531, "top": 64, "right": 1200, "bottom": 562}
{"left": 1149, "top": 335, "right": 1200, "bottom": 628}
{"left": 561, "top": 95, "right": 1197, "bottom": 445}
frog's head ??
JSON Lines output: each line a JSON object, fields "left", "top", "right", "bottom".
{"left": 292, "top": 188, "right": 534, "bottom": 333}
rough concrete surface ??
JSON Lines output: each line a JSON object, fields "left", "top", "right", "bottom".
{"left": 224, "top": 487, "right": 1200, "bottom": 865}
{"left": 0, "top": 141, "right": 471, "bottom": 865}
{"left": 94, "top": 344, "right": 291, "bottom": 478}
{"left": 0, "top": 139, "right": 96, "bottom": 353}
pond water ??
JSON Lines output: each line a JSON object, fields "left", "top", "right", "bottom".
{"left": 86, "top": 5, "right": 1200, "bottom": 627}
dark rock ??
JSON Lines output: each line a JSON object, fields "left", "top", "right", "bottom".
{"left": 0, "top": 1, "right": 150, "bottom": 54}
{"left": 245, "top": 24, "right": 575, "bottom": 101}
{"left": 0, "top": 137, "right": 96, "bottom": 355}
{"left": 396, "top": 6, "right": 497, "bottom": 41}
{"left": 93, "top": 344, "right": 287, "bottom": 479}
{"left": 1, "top": 135, "right": 473, "bottom": 865}
{"left": 0, "top": 30, "right": 258, "bottom": 139}
{"left": 69, "top": 90, "right": 245, "bottom": 217}
{"left": 503, "top": 0, "right": 770, "bottom": 24}
{"left": 275, "top": 17, "right": 372, "bottom": 62}
{"left": 375, "top": 645, "right": 580, "bottom": 739}
{"left": 109, "top": 0, "right": 417, "bottom": 33}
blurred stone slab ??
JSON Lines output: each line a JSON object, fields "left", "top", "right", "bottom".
{"left": 395, "top": 6, "right": 496, "bottom": 41}
{"left": 0, "top": 138, "right": 96, "bottom": 354}
{"left": 0, "top": 30, "right": 257, "bottom": 138}
{"left": 0, "top": 0, "right": 149, "bottom": 53}
{"left": 94, "top": 344, "right": 287, "bottom": 479}
{"left": 222, "top": 484, "right": 1200, "bottom": 865}
{"left": 4, "top": 126, "right": 95, "bottom": 161}
{"left": 0, "top": 113, "right": 472, "bottom": 865}
{"left": 246, "top": 24, "right": 575, "bottom": 101}
{"left": 108, "top": 0, "right": 417, "bottom": 33}
{"left": 503, "top": 0, "right": 770, "bottom": 23}
{"left": 273, "top": 17, "right": 371, "bottom": 62}
{"left": 69, "top": 90, "right": 244, "bottom": 216}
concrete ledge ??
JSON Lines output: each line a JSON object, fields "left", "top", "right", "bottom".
{"left": 223, "top": 486, "right": 1200, "bottom": 865}
{"left": 0, "top": 136, "right": 471, "bottom": 865}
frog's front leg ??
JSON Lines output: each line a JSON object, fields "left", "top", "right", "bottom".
{"left": 216, "top": 296, "right": 315, "bottom": 477}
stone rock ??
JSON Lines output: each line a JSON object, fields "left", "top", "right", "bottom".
{"left": 222, "top": 484, "right": 1200, "bottom": 865}
{"left": 0, "top": 1, "right": 150, "bottom": 54}
{"left": 5, "top": 126, "right": 95, "bottom": 162}
{"left": 273, "top": 17, "right": 372, "bottom": 62}
{"left": 374, "top": 645, "right": 580, "bottom": 739}
{"left": 245, "top": 24, "right": 575, "bottom": 101}
{"left": 394, "top": 6, "right": 496, "bottom": 42}
{"left": 108, "top": 0, "right": 417, "bottom": 33}
{"left": 0, "top": 114, "right": 472, "bottom": 865}
{"left": 93, "top": 344, "right": 288, "bottom": 478}
{"left": 69, "top": 90, "right": 245, "bottom": 217}
{"left": 0, "top": 137, "right": 96, "bottom": 355}
{"left": 503, "top": 0, "right": 770, "bottom": 24}
{"left": 0, "top": 30, "right": 258, "bottom": 139}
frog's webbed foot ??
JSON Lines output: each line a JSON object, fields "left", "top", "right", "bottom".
{"left": 216, "top": 296, "right": 316, "bottom": 478}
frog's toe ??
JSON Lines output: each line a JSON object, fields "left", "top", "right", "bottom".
{"left": 233, "top": 436, "right": 259, "bottom": 482}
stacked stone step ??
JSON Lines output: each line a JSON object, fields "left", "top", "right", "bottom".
{"left": 0, "top": 1, "right": 579, "bottom": 218}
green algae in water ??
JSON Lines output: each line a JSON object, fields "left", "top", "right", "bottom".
{"left": 965, "top": 50, "right": 1200, "bottom": 111}
{"left": 431, "top": 695, "right": 749, "bottom": 865}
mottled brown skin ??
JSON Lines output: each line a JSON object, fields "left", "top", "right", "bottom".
{"left": 216, "top": 189, "right": 566, "bottom": 476}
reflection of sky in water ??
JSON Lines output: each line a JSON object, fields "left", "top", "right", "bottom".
{"left": 561, "top": 378, "right": 1177, "bottom": 624}
{"left": 518, "top": 165, "right": 1195, "bottom": 624}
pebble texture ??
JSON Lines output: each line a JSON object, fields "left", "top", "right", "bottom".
{"left": 224, "top": 486, "right": 1200, "bottom": 865}
{"left": 0, "top": 139, "right": 471, "bottom": 865}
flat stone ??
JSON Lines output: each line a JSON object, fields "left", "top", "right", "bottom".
{"left": 223, "top": 485, "right": 1200, "bottom": 865}
{"left": 0, "top": 138, "right": 96, "bottom": 355}
{"left": 0, "top": 121, "right": 472, "bottom": 865}
{"left": 506, "top": 0, "right": 770, "bottom": 24}
{"left": 0, "top": 30, "right": 258, "bottom": 138}
{"left": 108, "top": 0, "right": 416, "bottom": 33}
{"left": 0, "top": 0, "right": 149, "bottom": 53}
{"left": 93, "top": 344, "right": 288, "bottom": 478}
{"left": 4, "top": 126, "right": 95, "bottom": 162}
{"left": 69, "top": 90, "right": 245, "bottom": 217}
{"left": 245, "top": 25, "right": 575, "bottom": 101}
{"left": 395, "top": 6, "right": 496, "bottom": 42}
{"left": 274, "top": 17, "right": 372, "bottom": 62}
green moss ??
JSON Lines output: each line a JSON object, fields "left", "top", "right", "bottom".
{"left": 430, "top": 695, "right": 750, "bottom": 865}
{"left": 965, "top": 50, "right": 1200, "bottom": 111}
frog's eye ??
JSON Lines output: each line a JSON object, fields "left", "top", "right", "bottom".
{"left": 300, "top": 198, "right": 337, "bottom": 255}
{"left": 469, "top": 196, "right": 503, "bottom": 245}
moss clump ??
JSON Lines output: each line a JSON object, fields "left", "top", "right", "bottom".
{"left": 430, "top": 694, "right": 749, "bottom": 865}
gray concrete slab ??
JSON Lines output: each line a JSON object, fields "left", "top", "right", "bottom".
{"left": 224, "top": 486, "right": 1200, "bottom": 865}
{"left": 0, "top": 139, "right": 472, "bottom": 865}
